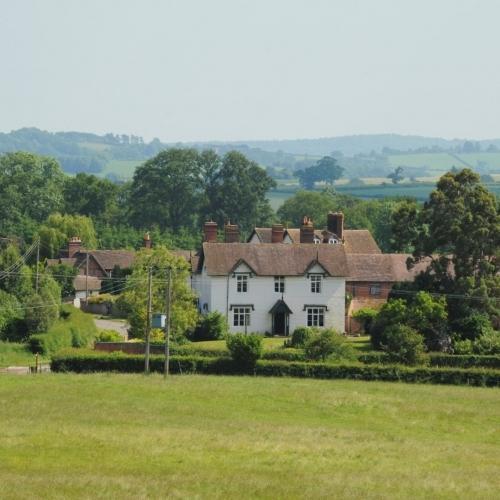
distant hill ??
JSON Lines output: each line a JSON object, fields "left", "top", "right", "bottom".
{"left": 2, "top": 128, "right": 500, "bottom": 179}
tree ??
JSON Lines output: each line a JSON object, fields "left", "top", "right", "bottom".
{"left": 38, "top": 213, "right": 97, "bottom": 258}
{"left": 0, "top": 152, "right": 65, "bottom": 237}
{"left": 120, "top": 246, "right": 198, "bottom": 341}
{"left": 202, "top": 151, "right": 276, "bottom": 233}
{"left": 387, "top": 166, "right": 404, "bottom": 184}
{"left": 129, "top": 149, "right": 202, "bottom": 231}
{"left": 294, "top": 156, "right": 344, "bottom": 189}
{"left": 48, "top": 264, "right": 78, "bottom": 297}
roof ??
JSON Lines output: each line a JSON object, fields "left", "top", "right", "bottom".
{"left": 251, "top": 227, "right": 381, "bottom": 254}
{"left": 346, "top": 253, "right": 432, "bottom": 282}
{"left": 201, "top": 242, "right": 349, "bottom": 277}
{"left": 87, "top": 250, "right": 135, "bottom": 271}
{"left": 172, "top": 250, "right": 200, "bottom": 273}
{"left": 269, "top": 299, "right": 293, "bottom": 314}
{"left": 46, "top": 258, "right": 77, "bottom": 267}
{"left": 73, "top": 275, "right": 102, "bottom": 292}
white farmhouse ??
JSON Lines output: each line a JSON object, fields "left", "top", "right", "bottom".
{"left": 191, "top": 219, "right": 348, "bottom": 334}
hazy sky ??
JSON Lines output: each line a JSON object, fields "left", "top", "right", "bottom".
{"left": 1, "top": 0, "right": 499, "bottom": 142}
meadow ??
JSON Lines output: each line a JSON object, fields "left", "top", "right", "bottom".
{"left": 0, "top": 373, "right": 498, "bottom": 498}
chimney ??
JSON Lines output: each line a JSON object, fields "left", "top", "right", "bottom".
{"left": 68, "top": 237, "right": 82, "bottom": 258}
{"left": 203, "top": 221, "right": 218, "bottom": 243}
{"left": 327, "top": 212, "right": 344, "bottom": 240}
{"left": 271, "top": 224, "right": 284, "bottom": 243}
{"left": 300, "top": 216, "right": 314, "bottom": 244}
{"left": 143, "top": 232, "right": 152, "bottom": 249}
{"left": 224, "top": 222, "right": 240, "bottom": 243}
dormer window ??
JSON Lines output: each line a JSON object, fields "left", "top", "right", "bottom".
{"left": 310, "top": 275, "right": 322, "bottom": 293}
{"left": 236, "top": 274, "right": 248, "bottom": 293}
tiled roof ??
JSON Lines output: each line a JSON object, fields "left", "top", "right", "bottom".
{"left": 172, "top": 250, "right": 200, "bottom": 273}
{"left": 201, "top": 242, "right": 349, "bottom": 277}
{"left": 251, "top": 227, "right": 381, "bottom": 254}
{"left": 73, "top": 275, "right": 102, "bottom": 291}
{"left": 88, "top": 250, "right": 135, "bottom": 271}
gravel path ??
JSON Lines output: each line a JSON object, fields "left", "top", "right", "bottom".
{"left": 94, "top": 318, "right": 129, "bottom": 340}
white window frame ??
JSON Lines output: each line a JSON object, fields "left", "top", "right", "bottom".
{"left": 310, "top": 274, "right": 322, "bottom": 293}
{"left": 233, "top": 306, "right": 251, "bottom": 327}
{"left": 236, "top": 274, "right": 248, "bottom": 293}
{"left": 274, "top": 276, "right": 285, "bottom": 293}
{"left": 307, "top": 307, "right": 325, "bottom": 327}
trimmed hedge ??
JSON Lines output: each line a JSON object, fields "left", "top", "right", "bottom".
{"left": 51, "top": 350, "right": 500, "bottom": 387}
{"left": 358, "top": 351, "right": 500, "bottom": 370}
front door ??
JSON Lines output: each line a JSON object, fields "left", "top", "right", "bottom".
{"left": 273, "top": 312, "right": 286, "bottom": 335}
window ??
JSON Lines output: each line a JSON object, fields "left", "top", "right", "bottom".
{"left": 233, "top": 306, "right": 251, "bottom": 327}
{"left": 307, "top": 307, "right": 325, "bottom": 327}
{"left": 370, "top": 283, "right": 381, "bottom": 296}
{"left": 236, "top": 274, "right": 248, "bottom": 292}
{"left": 310, "top": 275, "right": 322, "bottom": 293}
{"left": 274, "top": 276, "right": 285, "bottom": 293}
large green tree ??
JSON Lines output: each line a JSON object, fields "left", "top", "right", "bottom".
{"left": 294, "top": 156, "right": 344, "bottom": 189}
{"left": 0, "top": 152, "right": 65, "bottom": 237}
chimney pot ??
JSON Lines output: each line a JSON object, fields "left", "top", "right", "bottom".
{"left": 203, "top": 221, "right": 218, "bottom": 243}
{"left": 143, "top": 232, "right": 152, "bottom": 249}
{"left": 224, "top": 222, "right": 240, "bottom": 243}
{"left": 68, "top": 237, "right": 82, "bottom": 258}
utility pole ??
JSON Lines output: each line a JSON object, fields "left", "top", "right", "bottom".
{"left": 35, "top": 238, "right": 40, "bottom": 294}
{"left": 85, "top": 252, "right": 89, "bottom": 300}
{"left": 145, "top": 265, "right": 153, "bottom": 374}
{"left": 163, "top": 268, "right": 173, "bottom": 379}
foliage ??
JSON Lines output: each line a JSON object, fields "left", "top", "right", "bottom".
{"left": 95, "top": 329, "right": 123, "bottom": 342}
{"left": 28, "top": 305, "right": 97, "bottom": 354}
{"left": 190, "top": 311, "right": 228, "bottom": 341}
{"left": 0, "top": 291, "right": 23, "bottom": 341}
{"left": 387, "top": 166, "right": 404, "bottom": 184}
{"left": 380, "top": 325, "right": 428, "bottom": 366}
{"left": 87, "top": 293, "right": 116, "bottom": 304}
{"left": 48, "top": 263, "right": 77, "bottom": 297}
{"left": 226, "top": 333, "right": 263, "bottom": 369}
{"left": 294, "top": 156, "right": 344, "bottom": 189}
{"left": 120, "top": 246, "right": 198, "bottom": 341}
{"left": 471, "top": 329, "right": 500, "bottom": 355}
{"left": 352, "top": 307, "right": 378, "bottom": 334}
{"left": 289, "top": 326, "right": 315, "bottom": 347}
{"left": 304, "top": 329, "right": 355, "bottom": 362}
{"left": 38, "top": 213, "right": 97, "bottom": 258}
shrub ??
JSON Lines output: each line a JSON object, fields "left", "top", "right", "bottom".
{"left": 453, "top": 338, "right": 473, "bottom": 355}
{"left": 352, "top": 307, "right": 378, "bottom": 335}
{"left": 304, "top": 329, "right": 355, "bottom": 362}
{"left": 472, "top": 329, "right": 500, "bottom": 355}
{"left": 190, "top": 312, "right": 228, "bottom": 341}
{"left": 96, "top": 329, "right": 123, "bottom": 342}
{"left": 380, "top": 325, "right": 428, "bottom": 366}
{"left": 226, "top": 333, "right": 263, "bottom": 369}
{"left": 87, "top": 293, "right": 116, "bottom": 305}
{"left": 290, "top": 327, "right": 315, "bottom": 348}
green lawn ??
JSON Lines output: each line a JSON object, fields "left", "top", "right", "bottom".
{"left": 0, "top": 341, "right": 47, "bottom": 368}
{"left": 0, "top": 374, "right": 498, "bottom": 498}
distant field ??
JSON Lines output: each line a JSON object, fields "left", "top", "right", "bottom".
{"left": 100, "top": 160, "right": 143, "bottom": 180}
{"left": 387, "top": 152, "right": 500, "bottom": 171}
{"left": 1, "top": 374, "right": 498, "bottom": 498}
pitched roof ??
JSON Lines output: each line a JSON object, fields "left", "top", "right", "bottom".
{"left": 346, "top": 253, "right": 432, "bottom": 282}
{"left": 251, "top": 227, "right": 381, "bottom": 254}
{"left": 201, "top": 242, "right": 348, "bottom": 277}
{"left": 88, "top": 250, "right": 135, "bottom": 271}
{"left": 172, "top": 250, "right": 200, "bottom": 273}
{"left": 73, "top": 275, "right": 102, "bottom": 292}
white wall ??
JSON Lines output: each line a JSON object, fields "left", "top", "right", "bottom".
{"left": 193, "top": 268, "right": 345, "bottom": 334}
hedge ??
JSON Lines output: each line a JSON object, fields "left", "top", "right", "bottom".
{"left": 51, "top": 350, "right": 500, "bottom": 387}
{"left": 358, "top": 352, "right": 500, "bottom": 370}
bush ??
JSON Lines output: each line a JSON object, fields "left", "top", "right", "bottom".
{"left": 226, "top": 333, "right": 263, "bottom": 369}
{"left": 472, "top": 329, "right": 500, "bottom": 355}
{"left": 304, "top": 329, "right": 355, "bottom": 362}
{"left": 453, "top": 338, "right": 473, "bottom": 355}
{"left": 96, "top": 329, "right": 123, "bottom": 342}
{"left": 190, "top": 312, "right": 228, "bottom": 341}
{"left": 290, "top": 327, "right": 315, "bottom": 348}
{"left": 380, "top": 325, "right": 427, "bottom": 366}
{"left": 352, "top": 308, "right": 378, "bottom": 335}
{"left": 50, "top": 350, "right": 500, "bottom": 387}
{"left": 87, "top": 293, "right": 116, "bottom": 305}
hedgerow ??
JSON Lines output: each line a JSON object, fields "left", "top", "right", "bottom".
{"left": 51, "top": 350, "right": 500, "bottom": 387}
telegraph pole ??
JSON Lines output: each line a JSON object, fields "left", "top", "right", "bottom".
{"left": 145, "top": 265, "right": 153, "bottom": 374}
{"left": 163, "top": 268, "right": 173, "bottom": 379}
{"left": 85, "top": 252, "right": 89, "bottom": 300}
{"left": 35, "top": 238, "right": 40, "bottom": 294}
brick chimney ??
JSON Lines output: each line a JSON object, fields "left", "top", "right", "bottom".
{"left": 300, "top": 216, "right": 314, "bottom": 244}
{"left": 203, "top": 221, "right": 218, "bottom": 243}
{"left": 143, "top": 232, "right": 152, "bottom": 249}
{"left": 271, "top": 224, "right": 284, "bottom": 243}
{"left": 327, "top": 212, "right": 344, "bottom": 240}
{"left": 68, "top": 237, "right": 82, "bottom": 258}
{"left": 224, "top": 222, "right": 239, "bottom": 243}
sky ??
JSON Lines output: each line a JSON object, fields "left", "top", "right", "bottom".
{"left": 1, "top": 0, "right": 500, "bottom": 142}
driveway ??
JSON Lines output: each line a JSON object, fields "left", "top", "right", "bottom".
{"left": 94, "top": 318, "right": 129, "bottom": 340}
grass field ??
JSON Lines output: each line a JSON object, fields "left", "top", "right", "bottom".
{"left": 100, "top": 160, "right": 143, "bottom": 180}
{"left": 0, "top": 341, "right": 46, "bottom": 368}
{"left": 0, "top": 374, "right": 498, "bottom": 498}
